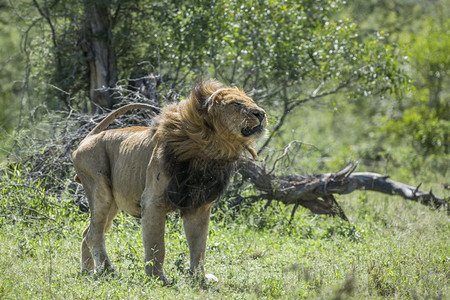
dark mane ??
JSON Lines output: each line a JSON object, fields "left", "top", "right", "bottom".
{"left": 162, "top": 146, "right": 235, "bottom": 208}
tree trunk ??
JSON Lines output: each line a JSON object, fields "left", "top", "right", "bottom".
{"left": 82, "top": 0, "right": 118, "bottom": 110}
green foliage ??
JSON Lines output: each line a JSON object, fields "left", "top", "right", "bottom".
{"left": 381, "top": 98, "right": 449, "bottom": 155}
{"left": 380, "top": 17, "right": 450, "bottom": 155}
{"left": 4, "top": 0, "right": 407, "bottom": 114}
{"left": 0, "top": 2, "right": 23, "bottom": 132}
{"left": 344, "top": 0, "right": 450, "bottom": 156}
{"left": 0, "top": 163, "right": 84, "bottom": 226}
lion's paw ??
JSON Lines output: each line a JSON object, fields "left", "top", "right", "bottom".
{"left": 204, "top": 273, "right": 218, "bottom": 283}
{"left": 151, "top": 274, "right": 169, "bottom": 286}
{"left": 94, "top": 266, "right": 116, "bottom": 277}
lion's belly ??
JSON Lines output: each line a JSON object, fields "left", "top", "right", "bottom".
{"left": 112, "top": 187, "right": 143, "bottom": 218}
{"left": 111, "top": 165, "right": 147, "bottom": 217}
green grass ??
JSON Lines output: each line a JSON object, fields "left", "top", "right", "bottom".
{"left": 0, "top": 168, "right": 448, "bottom": 299}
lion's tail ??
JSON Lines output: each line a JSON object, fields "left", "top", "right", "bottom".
{"left": 84, "top": 103, "right": 161, "bottom": 139}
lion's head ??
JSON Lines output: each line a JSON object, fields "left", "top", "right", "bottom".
{"left": 158, "top": 80, "right": 267, "bottom": 162}
{"left": 194, "top": 81, "right": 267, "bottom": 141}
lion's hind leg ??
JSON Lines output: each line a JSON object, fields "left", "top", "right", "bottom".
{"left": 80, "top": 176, "right": 118, "bottom": 275}
{"left": 81, "top": 201, "right": 119, "bottom": 274}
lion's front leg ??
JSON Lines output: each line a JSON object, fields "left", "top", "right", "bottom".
{"left": 141, "top": 195, "right": 169, "bottom": 284}
{"left": 182, "top": 203, "right": 218, "bottom": 283}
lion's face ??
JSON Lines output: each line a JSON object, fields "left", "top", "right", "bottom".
{"left": 206, "top": 89, "right": 268, "bottom": 142}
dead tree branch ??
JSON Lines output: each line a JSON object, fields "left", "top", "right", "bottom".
{"left": 237, "top": 160, "right": 448, "bottom": 220}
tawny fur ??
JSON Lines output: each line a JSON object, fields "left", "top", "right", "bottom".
{"left": 72, "top": 79, "right": 267, "bottom": 283}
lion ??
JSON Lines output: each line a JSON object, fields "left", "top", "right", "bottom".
{"left": 72, "top": 79, "right": 267, "bottom": 284}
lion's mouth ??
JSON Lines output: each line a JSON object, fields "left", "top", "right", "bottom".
{"left": 241, "top": 125, "right": 263, "bottom": 137}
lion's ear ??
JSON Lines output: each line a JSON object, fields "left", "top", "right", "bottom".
{"left": 190, "top": 79, "right": 223, "bottom": 109}
{"left": 203, "top": 89, "right": 225, "bottom": 109}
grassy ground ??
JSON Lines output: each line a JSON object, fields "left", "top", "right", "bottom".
{"left": 0, "top": 170, "right": 448, "bottom": 299}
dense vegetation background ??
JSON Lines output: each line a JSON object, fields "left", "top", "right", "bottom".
{"left": 0, "top": 0, "right": 448, "bottom": 298}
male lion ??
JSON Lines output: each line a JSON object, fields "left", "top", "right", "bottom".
{"left": 72, "top": 80, "right": 267, "bottom": 284}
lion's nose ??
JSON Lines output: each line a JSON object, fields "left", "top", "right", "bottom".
{"left": 252, "top": 110, "right": 265, "bottom": 123}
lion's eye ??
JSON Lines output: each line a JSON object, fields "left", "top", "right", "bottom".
{"left": 231, "top": 101, "right": 243, "bottom": 107}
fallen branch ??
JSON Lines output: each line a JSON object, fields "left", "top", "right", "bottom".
{"left": 237, "top": 160, "right": 448, "bottom": 220}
